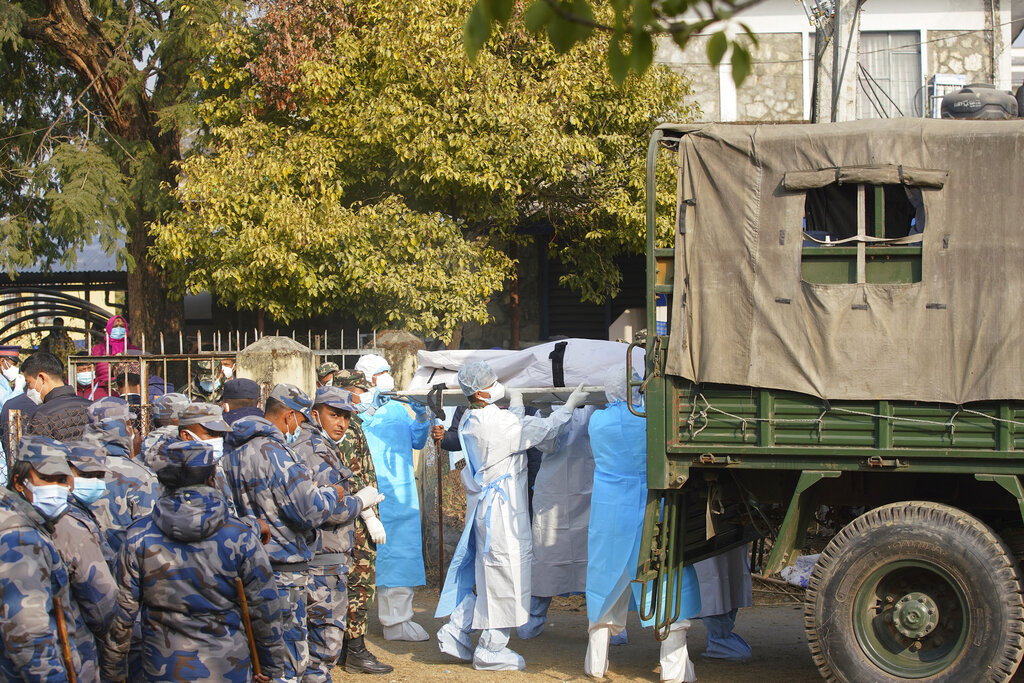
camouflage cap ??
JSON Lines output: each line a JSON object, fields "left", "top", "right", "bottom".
{"left": 152, "top": 393, "right": 190, "bottom": 422}
{"left": 268, "top": 383, "right": 313, "bottom": 420}
{"left": 161, "top": 440, "right": 215, "bottom": 469}
{"left": 178, "top": 402, "right": 231, "bottom": 433}
{"left": 112, "top": 359, "right": 142, "bottom": 379}
{"left": 314, "top": 385, "right": 356, "bottom": 412}
{"left": 317, "top": 361, "right": 340, "bottom": 380}
{"left": 88, "top": 397, "right": 137, "bottom": 428}
{"left": 333, "top": 369, "right": 372, "bottom": 391}
{"left": 65, "top": 439, "right": 108, "bottom": 475}
{"left": 17, "top": 436, "right": 73, "bottom": 478}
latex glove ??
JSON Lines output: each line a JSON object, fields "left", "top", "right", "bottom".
{"left": 355, "top": 486, "right": 385, "bottom": 509}
{"left": 361, "top": 509, "right": 386, "bottom": 544}
{"left": 564, "top": 383, "right": 589, "bottom": 411}
{"left": 411, "top": 401, "right": 430, "bottom": 422}
{"left": 508, "top": 388, "right": 524, "bottom": 410}
{"left": 13, "top": 374, "right": 25, "bottom": 393}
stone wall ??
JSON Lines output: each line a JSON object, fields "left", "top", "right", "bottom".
{"left": 736, "top": 33, "right": 805, "bottom": 122}
{"left": 656, "top": 35, "right": 718, "bottom": 121}
{"left": 929, "top": 31, "right": 992, "bottom": 84}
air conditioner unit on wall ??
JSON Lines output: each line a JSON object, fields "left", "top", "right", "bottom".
{"left": 930, "top": 74, "right": 967, "bottom": 118}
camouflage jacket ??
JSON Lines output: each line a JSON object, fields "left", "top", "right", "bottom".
{"left": 140, "top": 425, "right": 178, "bottom": 470}
{"left": 220, "top": 416, "right": 341, "bottom": 566}
{"left": 0, "top": 489, "right": 95, "bottom": 682}
{"left": 102, "top": 486, "right": 286, "bottom": 682}
{"left": 52, "top": 510, "right": 118, "bottom": 639}
{"left": 340, "top": 418, "right": 377, "bottom": 491}
{"left": 292, "top": 421, "right": 362, "bottom": 575}
{"left": 68, "top": 497, "right": 117, "bottom": 570}
{"left": 82, "top": 427, "right": 162, "bottom": 556}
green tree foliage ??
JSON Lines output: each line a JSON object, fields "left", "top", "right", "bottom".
{"left": 0, "top": 0, "right": 233, "bottom": 335}
{"left": 153, "top": 0, "right": 696, "bottom": 339}
{"left": 465, "top": 0, "right": 761, "bottom": 86}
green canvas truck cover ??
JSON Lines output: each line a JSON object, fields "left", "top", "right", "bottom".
{"left": 663, "top": 118, "right": 1024, "bottom": 403}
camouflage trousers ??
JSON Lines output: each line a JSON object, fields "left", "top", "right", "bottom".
{"left": 345, "top": 532, "right": 377, "bottom": 639}
{"left": 303, "top": 571, "right": 348, "bottom": 683}
{"left": 275, "top": 570, "right": 310, "bottom": 683}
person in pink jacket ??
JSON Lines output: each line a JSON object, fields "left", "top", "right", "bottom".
{"left": 90, "top": 315, "right": 139, "bottom": 392}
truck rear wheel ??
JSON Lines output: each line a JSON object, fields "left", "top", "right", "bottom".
{"left": 805, "top": 501, "right": 1024, "bottom": 682}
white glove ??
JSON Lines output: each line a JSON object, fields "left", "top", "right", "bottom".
{"left": 355, "top": 486, "right": 385, "bottom": 509}
{"left": 508, "top": 388, "right": 524, "bottom": 410}
{"left": 361, "top": 509, "right": 386, "bottom": 544}
{"left": 564, "top": 383, "right": 589, "bottom": 411}
{"left": 13, "top": 374, "right": 25, "bottom": 393}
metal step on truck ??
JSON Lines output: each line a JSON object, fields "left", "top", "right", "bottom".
{"left": 632, "top": 119, "right": 1024, "bottom": 682}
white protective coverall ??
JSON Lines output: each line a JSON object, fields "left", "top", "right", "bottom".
{"left": 435, "top": 393, "right": 584, "bottom": 671}
{"left": 694, "top": 545, "right": 753, "bottom": 661}
{"left": 518, "top": 405, "right": 596, "bottom": 639}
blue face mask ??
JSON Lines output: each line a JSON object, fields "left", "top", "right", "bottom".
{"left": 76, "top": 371, "right": 94, "bottom": 386}
{"left": 109, "top": 326, "right": 126, "bottom": 340}
{"left": 25, "top": 481, "right": 70, "bottom": 520}
{"left": 200, "top": 380, "right": 214, "bottom": 393}
{"left": 72, "top": 477, "right": 107, "bottom": 505}
{"left": 284, "top": 414, "right": 301, "bottom": 445}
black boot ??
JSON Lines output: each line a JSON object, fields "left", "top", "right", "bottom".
{"left": 344, "top": 636, "right": 394, "bottom": 674}
{"left": 338, "top": 637, "right": 348, "bottom": 667}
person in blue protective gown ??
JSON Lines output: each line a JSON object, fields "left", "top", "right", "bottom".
{"left": 436, "top": 361, "right": 590, "bottom": 671}
{"left": 584, "top": 366, "right": 701, "bottom": 682}
{"left": 354, "top": 353, "right": 432, "bottom": 641}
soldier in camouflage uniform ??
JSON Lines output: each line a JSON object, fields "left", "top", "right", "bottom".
{"left": 140, "top": 392, "right": 190, "bottom": 469}
{"left": 220, "top": 383, "right": 348, "bottom": 682}
{"left": 2, "top": 437, "right": 96, "bottom": 681}
{"left": 189, "top": 358, "right": 235, "bottom": 403}
{"left": 66, "top": 440, "right": 117, "bottom": 570}
{"left": 316, "top": 361, "right": 340, "bottom": 388}
{"left": 81, "top": 397, "right": 162, "bottom": 556}
{"left": 294, "top": 386, "right": 381, "bottom": 682}
{"left": 333, "top": 370, "right": 393, "bottom": 673}
{"left": 102, "top": 440, "right": 285, "bottom": 682}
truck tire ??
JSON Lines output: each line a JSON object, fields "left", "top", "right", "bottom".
{"left": 805, "top": 501, "right": 1024, "bottom": 682}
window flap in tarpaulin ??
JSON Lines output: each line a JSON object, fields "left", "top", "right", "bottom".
{"left": 782, "top": 165, "right": 948, "bottom": 191}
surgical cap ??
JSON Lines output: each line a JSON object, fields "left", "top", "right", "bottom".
{"left": 354, "top": 354, "right": 390, "bottom": 382}
{"left": 458, "top": 361, "right": 497, "bottom": 396}
{"left": 603, "top": 366, "right": 641, "bottom": 405}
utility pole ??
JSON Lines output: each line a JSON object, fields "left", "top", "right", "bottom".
{"left": 808, "top": 0, "right": 865, "bottom": 122}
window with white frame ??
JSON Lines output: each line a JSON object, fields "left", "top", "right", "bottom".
{"left": 858, "top": 31, "right": 923, "bottom": 118}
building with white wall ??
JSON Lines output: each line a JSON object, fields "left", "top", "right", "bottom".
{"left": 657, "top": 0, "right": 1021, "bottom": 122}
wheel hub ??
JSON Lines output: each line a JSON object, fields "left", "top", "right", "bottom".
{"left": 891, "top": 591, "right": 940, "bottom": 640}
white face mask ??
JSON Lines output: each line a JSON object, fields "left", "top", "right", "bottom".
{"left": 375, "top": 373, "right": 395, "bottom": 392}
{"left": 184, "top": 429, "right": 224, "bottom": 461}
{"left": 481, "top": 381, "right": 505, "bottom": 404}
{"left": 26, "top": 387, "right": 42, "bottom": 405}
{"left": 1, "top": 363, "right": 19, "bottom": 382}
{"left": 222, "top": 365, "right": 234, "bottom": 379}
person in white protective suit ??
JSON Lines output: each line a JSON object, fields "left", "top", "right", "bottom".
{"left": 435, "top": 361, "right": 590, "bottom": 671}
{"left": 584, "top": 367, "right": 701, "bottom": 682}
{"left": 694, "top": 545, "right": 753, "bottom": 661}
{"left": 353, "top": 353, "right": 432, "bottom": 642}
{"left": 517, "top": 403, "right": 596, "bottom": 640}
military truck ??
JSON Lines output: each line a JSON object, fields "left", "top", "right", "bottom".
{"left": 632, "top": 119, "right": 1024, "bottom": 681}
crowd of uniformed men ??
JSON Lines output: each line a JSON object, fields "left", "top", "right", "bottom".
{"left": 0, "top": 317, "right": 422, "bottom": 682}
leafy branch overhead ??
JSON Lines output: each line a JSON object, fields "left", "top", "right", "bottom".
{"left": 465, "top": 0, "right": 761, "bottom": 85}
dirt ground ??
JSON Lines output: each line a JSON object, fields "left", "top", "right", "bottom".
{"left": 331, "top": 589, "right": 822, "bottom": 682}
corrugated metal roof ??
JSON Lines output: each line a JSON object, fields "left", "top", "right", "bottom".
{"left": 21, "top": 238, "right": 124, "bottom": 274}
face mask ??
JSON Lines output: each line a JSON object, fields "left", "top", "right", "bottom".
{"left": 284, "top": 414, "right": 301, "bottom": 445}
{"left": 72, "top": 477, "right": 107, "bottom": 505}
{"left": 184, "top": 429, "right": 225, "bottom": 461}
{"left": 375, "top": 373, "right": 395, "bottom": 392}
{"left": 1, "top": 364, "right": 18, "bottom": 382}
{"left": 109, "top": 326, "right": 126, "bottom": 340}
{"left": 76, "top": 371, "right": 94, "bottom": 386}
{"left": 222, "top": 365, "right": 234, "bottom": 379}
{"left": 481, "top": 381, "right": 505, "bottom": 404}
{"left": 200, "top": 379, "right": 220, "bottom": 393}
{"left": 24, "top": 481, "right": 69, "bottom": 519}
{"left": 26, "top": 387, "right": 42, "bottom": 405}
